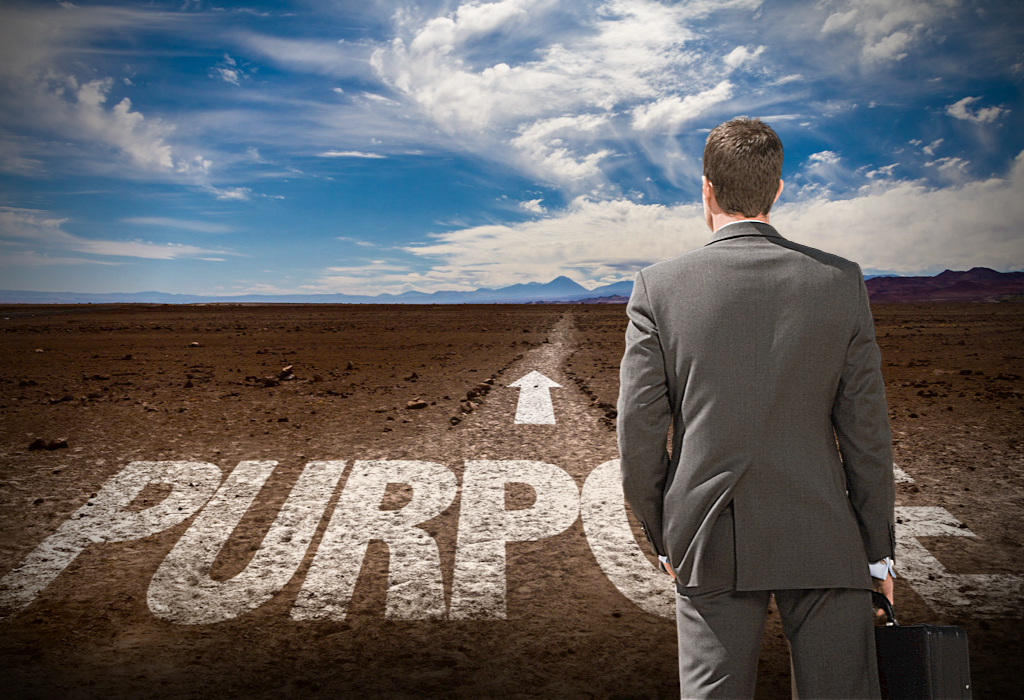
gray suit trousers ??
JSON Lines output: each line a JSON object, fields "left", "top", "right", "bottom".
{"left": 674, "top": 505, "right": 881, "bottom": 700}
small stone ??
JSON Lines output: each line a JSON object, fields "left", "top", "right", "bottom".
{"left": 449, "top": 416, "right": 462, "bottom": 426}
{"left": 406, "top": 399, "right": 429, "bottom": 410}
{"left": 45, "top": 438, "right": 69, "bottom": 450}
{"left": 261, "top": 377, "right": 280, "bottom": 388}
{"left": 188, "top": 342, "right": 200, "bottom": 347}
{"left": 346, "top": 361, "right": 355, "bottom": 370}
{"left": 183, "top": 380, "right": 194, "bottom": 388}
{"left": 29, "top": 438, "right": 46, "bottom": 450}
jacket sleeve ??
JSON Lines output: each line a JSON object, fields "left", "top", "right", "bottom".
{"left": 617, "top": 270, "right": 674, "bottom": 557}
{"left": 832, "top": 270, "right": 896, "bottom": 564}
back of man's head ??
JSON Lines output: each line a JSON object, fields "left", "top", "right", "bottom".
{"left": 703, "top": 117, "right": 783, "bottom": 218}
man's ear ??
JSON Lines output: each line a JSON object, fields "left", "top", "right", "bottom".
{"left": 702, "top": 176, "right": 714, "bottom": 204}
{"left": 773, "top": 179, "right": 784, "bottom": 204}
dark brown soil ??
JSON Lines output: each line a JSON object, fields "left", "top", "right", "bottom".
{"left": 0, "top": 302, "right": 1021, "bottom": 699}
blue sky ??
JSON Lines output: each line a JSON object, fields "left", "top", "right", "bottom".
{"left": 1, "top": 0, "right": 1022, "bottom": 296}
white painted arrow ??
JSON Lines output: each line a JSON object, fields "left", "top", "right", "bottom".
{"left": 509, "top": 371, "right": 562, "bottom": 425}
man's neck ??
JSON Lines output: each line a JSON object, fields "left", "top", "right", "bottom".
{"left": 710, "top": 212, "right": 769, "bottom": 234}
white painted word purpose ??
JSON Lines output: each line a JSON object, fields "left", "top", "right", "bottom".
{"left": 1, "top": 459, "right": 1020, "bottom": 622}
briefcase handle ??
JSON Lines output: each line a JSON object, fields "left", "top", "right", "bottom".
{"left": 871, "top": 591, "right": 899, "bottom": 627}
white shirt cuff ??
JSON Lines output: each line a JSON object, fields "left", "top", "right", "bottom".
{"left": 869, "top": 557, "right": 896, "bottom": 580}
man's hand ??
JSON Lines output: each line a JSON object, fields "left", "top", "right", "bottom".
{"left": 659, "top": 558, "right": 676, "bottom": 581}
{"left": 873, "top": 572, "right": 894, "bottom": 618}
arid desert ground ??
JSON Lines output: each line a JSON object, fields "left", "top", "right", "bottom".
{"left": 1, "top": 302, "right": 1021, "bottom": 699}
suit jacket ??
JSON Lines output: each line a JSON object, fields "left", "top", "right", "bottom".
{"left": 617, "top": 221, "right": 895, "bottom": 591}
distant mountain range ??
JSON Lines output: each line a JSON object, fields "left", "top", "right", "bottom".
{"left": 0, "top": 276, "right": 633, "bottom": 305}
{"left": 2, "top": 269, "right": 1021, "bottom": 305}
{"left": 865, "top": 267, "right": 1024, "bottom": 303}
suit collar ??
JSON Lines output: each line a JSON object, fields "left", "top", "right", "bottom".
{"left": 705, "top": 220, "right": 783, "bottom": 246}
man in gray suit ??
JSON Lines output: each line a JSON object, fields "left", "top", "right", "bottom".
{"left": 617, "top": 117, "right": 895, "bottom": 699}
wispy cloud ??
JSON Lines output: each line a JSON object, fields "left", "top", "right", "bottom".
{"left": 0, "top": 207, "right": 236, "bottom": 260}
{"left": 0, "top": 250, "right": 124, "bottom": 268}
{"left": 122, "top": 217, "right": 235, "bottom": 234}
{"left": 210, "top": 54, "right": 242, "bottom": 86}
{"left": 318, "top": 150, "right": 386, "bottom": 158}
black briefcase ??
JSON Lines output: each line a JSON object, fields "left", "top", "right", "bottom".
{"left": 872, "top": 592, "right": 972, "bottom": 699}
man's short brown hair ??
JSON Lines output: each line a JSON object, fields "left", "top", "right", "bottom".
{"left": 702, "top": 117, "right": 783, "bottom": 217}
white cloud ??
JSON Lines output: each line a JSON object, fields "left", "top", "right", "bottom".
{"left": 861, "top": 30, "right": 912, "bottom": 63}
{"left": 207, "top": 186, "right": 253, "bottom": 201}
{"left": 924, "top": 156, "right": 970, "bottom": 182}
{"left": 795, "top": 150, "right": 850, "bottom": 196}
{"left": 318, "top": 150, "right": 387, "bottom": 158}
{"left": 519, "top": 199, "right": 546, "bottom": 214}
{"left": 820, "top": 0, "right": 957, "bottom": 64}
{"left": 945, "top": 96, "right": 1008, "bottom": 124}
{"left": 65, "top": 77, "right": 175, "bottom": 170}
{"left": 922, "top": 138, "right": 943, "bottom": 155}
{"left": 723, "top": 45, "right": 765, "bottom": 69}
{"left": 631, "top": 81, "right": 734, "bottom": 134}
{"left": 808, "top": 150, "right": 841, "bottom": 165}
{"left": 865, "top": 163, "right": 899, "bottom": 179}
{"left": 0, "top": 207, "right": 235, "bottom": 260}
{"left": 774, "top": 151, "right": 1024, "bottom": 274}
{"left": 212, "top": 67, "right": 241, "bottom": 85}
{"left": 308, "top": 151, "right": 1024, "bottom": 294}
{"left": 510, "top": 114, "right": 612, "bottom": 182}
{"left": 0, "top": 6, "right": 186, "bottom": 173}
{"left": 370, "top": 0, "right": 763, "bottom": 187}
{"left": 400, "top": 196, "right": 709, "bottom": 291}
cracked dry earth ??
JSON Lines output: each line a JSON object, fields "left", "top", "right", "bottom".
{"left": 0, "top": 302, "right": 1022, "bottom": 699}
